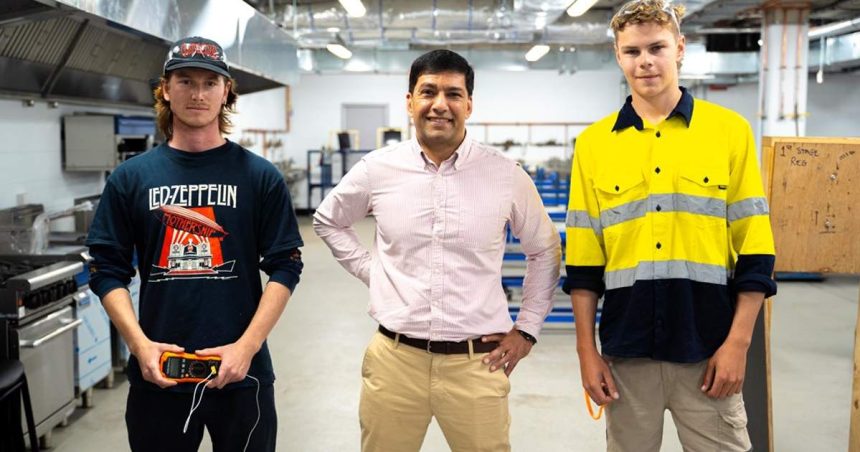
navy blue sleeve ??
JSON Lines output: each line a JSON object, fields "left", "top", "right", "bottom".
{"left": 85, "top": 176, "right": 136, "bottom": 298}
{"left": 732, "top": 254, "right": 777, "bottom": 298}
{"left": 260, "top": 248, "right": 303, "bottom": 293}
{"left": 563, "top": 265, "right": 605, "bottom": 297}
{"left": 257, "top": 171, "right": 304, "bottom": 293}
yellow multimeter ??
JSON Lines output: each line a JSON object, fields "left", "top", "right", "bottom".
{"left": 160, "top": 352, "right": 221, "bottom": 383}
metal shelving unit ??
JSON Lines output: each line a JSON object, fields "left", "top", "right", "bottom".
{"left": 306, "top": 149, "right": 371, "bottom": 210}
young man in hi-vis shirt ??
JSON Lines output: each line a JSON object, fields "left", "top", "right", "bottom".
{"left": 565, "top": 1, "right": 776, "bottom": 450}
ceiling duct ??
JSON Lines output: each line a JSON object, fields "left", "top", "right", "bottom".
{"left": 279, "top": 0, "right": 735, "bottom": 49}
{"left": 0, "top": 0, "right": 300, "bottom": 107}
{"left": 284, "top": 0, "right": 615, "bottom": 48}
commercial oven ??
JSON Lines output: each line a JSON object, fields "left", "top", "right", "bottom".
{"left": 1, "top": 257, "right": 84, "bottom": 448}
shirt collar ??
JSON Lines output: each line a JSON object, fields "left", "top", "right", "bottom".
{"left": 611, "top": 86, "right": 694, "bottom": 132}
{"left": 411, "top": 131, "right": 472, "bottom": 170}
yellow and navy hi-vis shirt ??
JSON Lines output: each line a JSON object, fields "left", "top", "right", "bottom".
{"left": 564, "top": 87, "right": 777, "bottom": 363}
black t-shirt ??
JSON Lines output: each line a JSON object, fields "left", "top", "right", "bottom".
{"left": 86, "top": 140, "right": 303, "bottom": 391}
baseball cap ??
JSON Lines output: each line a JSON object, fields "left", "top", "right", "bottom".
{"left": 163, "top": 36, "right": 231, "bottom": 78}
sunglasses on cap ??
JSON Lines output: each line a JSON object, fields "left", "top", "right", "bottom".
{"left": 170, "top": 42, "right": 225, "bottom": 62}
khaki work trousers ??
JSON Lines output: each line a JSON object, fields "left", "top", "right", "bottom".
{"left": 605, "top": 357, "right": 752, "bottom": 452}
{"left": 359, "top": 332, "right": 511, "bottom": 452}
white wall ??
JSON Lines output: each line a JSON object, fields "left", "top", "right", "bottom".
{"left": 289, "top": 73, "right": 410, "bottom": 157}
{"left": 228, "top": 86, "right": 292, "bottom": 162}
{"left": 471, "top": 70, "right": 623, "bottom": 123}
{"left": 805, "top": 71, "right": 860, "bottom": 137}
{"left": 0, "top": 99, "right": 153, "bottom": 230}
{"left": 698, "top": 71, "right": 860, "bottom": 139}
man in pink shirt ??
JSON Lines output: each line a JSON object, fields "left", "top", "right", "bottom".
{"left": 313, "top": 50, "right": 561, "bottom": 451}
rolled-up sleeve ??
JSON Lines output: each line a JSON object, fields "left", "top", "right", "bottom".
{"left": 727, "top": 121, "right": 776, "bottom": 297}
{"left": 563, "top": 138, "right": 607, "bottom": 297}
{"left": 312, "top": 159, "right": 374, "bottom": 286}
{"left": 509, "top": 166, "right": 561, "bottom": 339}
{"left": 258, "top": 170, "right": 304, "bottom": 293}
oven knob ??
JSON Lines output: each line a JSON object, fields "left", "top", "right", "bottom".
{"left": 24, "top": 293, "right": 38, "bottom": 309}
{"left": 59, "top": 282, "right": 69, "bottom": 297}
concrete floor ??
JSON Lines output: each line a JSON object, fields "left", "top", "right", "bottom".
{"left": 46, "top": 217, "right": 858, "bottom": 451}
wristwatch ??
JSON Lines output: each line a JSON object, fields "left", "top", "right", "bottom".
{"left": 517, "top": 329, "right": 537, "bottom": 345}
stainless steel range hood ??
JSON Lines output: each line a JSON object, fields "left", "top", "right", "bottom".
{"left": 0, "top": 0, "right": 299, "bottom": 107}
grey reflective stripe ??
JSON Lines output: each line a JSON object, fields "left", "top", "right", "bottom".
{"left": 727, "top": 197, "right": 770, "bottom": 222}
{"left": 655, "top": 194, "right": 726, "bottom": 218}
{"left": 600, "top": 194, "right": 727, "bottom": 228}
{"left": 604, "top": 260, "right": 730, "bottom": 290}
{"left": 566, "top": 210, "right": 603, "bottom": 237}
{"left": 600, "top": 199, "right": 648, "bottom": 228}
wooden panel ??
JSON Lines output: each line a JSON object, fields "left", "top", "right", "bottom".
{"left": 851, "top": 291, "right": 860, "bottom": 452}
{"left": 765, "top": 137, "right": 860, "bottom": 273}
{"left": 763, "top": 137, "right": 860, "bottom": 452}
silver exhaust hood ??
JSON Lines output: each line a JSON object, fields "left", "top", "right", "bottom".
{"left": 0, "top": 0, "right": 299, "bottom": 107}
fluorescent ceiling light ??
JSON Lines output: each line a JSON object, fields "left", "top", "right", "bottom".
{"left": 567, "top": 0, "right": 600, "bottom": 17}
{"left": 525, "top": 44, "right": 550, "bottom": 62}
{"left": 326, "top": 43, "right": 353, "bottom": 59}
{"left": 327, "top": 27, "right": 341, "bottom": 33}
{"left": 534, "top": 12, "right": 547, "bottom": 29}
{"left": 345, "top": 59, "right": 373, "bottom": 72}
{"left": 338, "top": 0, "right": 366, "bottom": 18}
{"left": 808, "top": 17, "right": 860, "bottom": 38}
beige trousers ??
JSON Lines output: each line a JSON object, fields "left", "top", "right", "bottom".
{"left": 605, "top": 357, "right": 752, "bottom": 452}
{"left": 359, "top": 332, "right": 511, "bottom": 452}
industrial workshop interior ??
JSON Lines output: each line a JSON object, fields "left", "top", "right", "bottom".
{"left": 0, "top": 0, "right": 859, "bottom": 451}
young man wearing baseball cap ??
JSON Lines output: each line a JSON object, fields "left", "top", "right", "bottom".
{"left": 564, "top": 1, "right": 776, "bottom": 450}
{"left": 86, "top": 36, "right": 303, "bottom": 451}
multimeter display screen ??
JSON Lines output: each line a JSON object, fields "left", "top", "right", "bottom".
{"left": 164, "top": 357, "right": 182, "bottom": 377}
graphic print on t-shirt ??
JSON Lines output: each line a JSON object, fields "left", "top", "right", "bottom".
{"left": 149, "top": 204, "right": 236, "bottom": 282}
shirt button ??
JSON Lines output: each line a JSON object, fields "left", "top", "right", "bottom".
{"left": 655, "top": 167, "right": 661, "bottom": 174}
{"left": 656, "top": 131, "right": 661, "bottom": 138}
{"left": 614, "top": 185, "right": 620, "bottom": 192}
{"left": 656, "top": 242, "right": 662, "bottom": 249}
{"left": 703, "top": 176, "right": 710, "bottom": 183}
{"left": 656, "top": 205, "right": 662, "bottom": 212}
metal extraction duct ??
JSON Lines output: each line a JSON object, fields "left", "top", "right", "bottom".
{"left": 0, "top": 0, "right": 300, "bottom": 107}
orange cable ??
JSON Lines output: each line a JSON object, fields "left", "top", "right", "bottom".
{"left": 585, "top": 390, "right": 604, "bottom": 420}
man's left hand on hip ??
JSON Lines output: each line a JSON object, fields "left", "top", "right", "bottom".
{"left": 481, "top": 328, "right": 533, "bottom": 376}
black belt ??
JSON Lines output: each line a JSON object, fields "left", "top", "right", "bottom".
{"left": 378, "top": 325, "right": 499, "bottom": 354}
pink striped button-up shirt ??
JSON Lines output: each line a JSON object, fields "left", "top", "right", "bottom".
{"left": 313, "top": 135, "right": 561, "bottom": 341}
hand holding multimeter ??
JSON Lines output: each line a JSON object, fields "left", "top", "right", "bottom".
{"left": 160, "top": 352, "right": 222, "bottom": 383}
{"left": 158, "top": 350, "right": 261, "bottom": 447}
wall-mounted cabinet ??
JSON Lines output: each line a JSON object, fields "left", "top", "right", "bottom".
{"left": 62, "top": 115, "right": 156, "bottom": 172}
